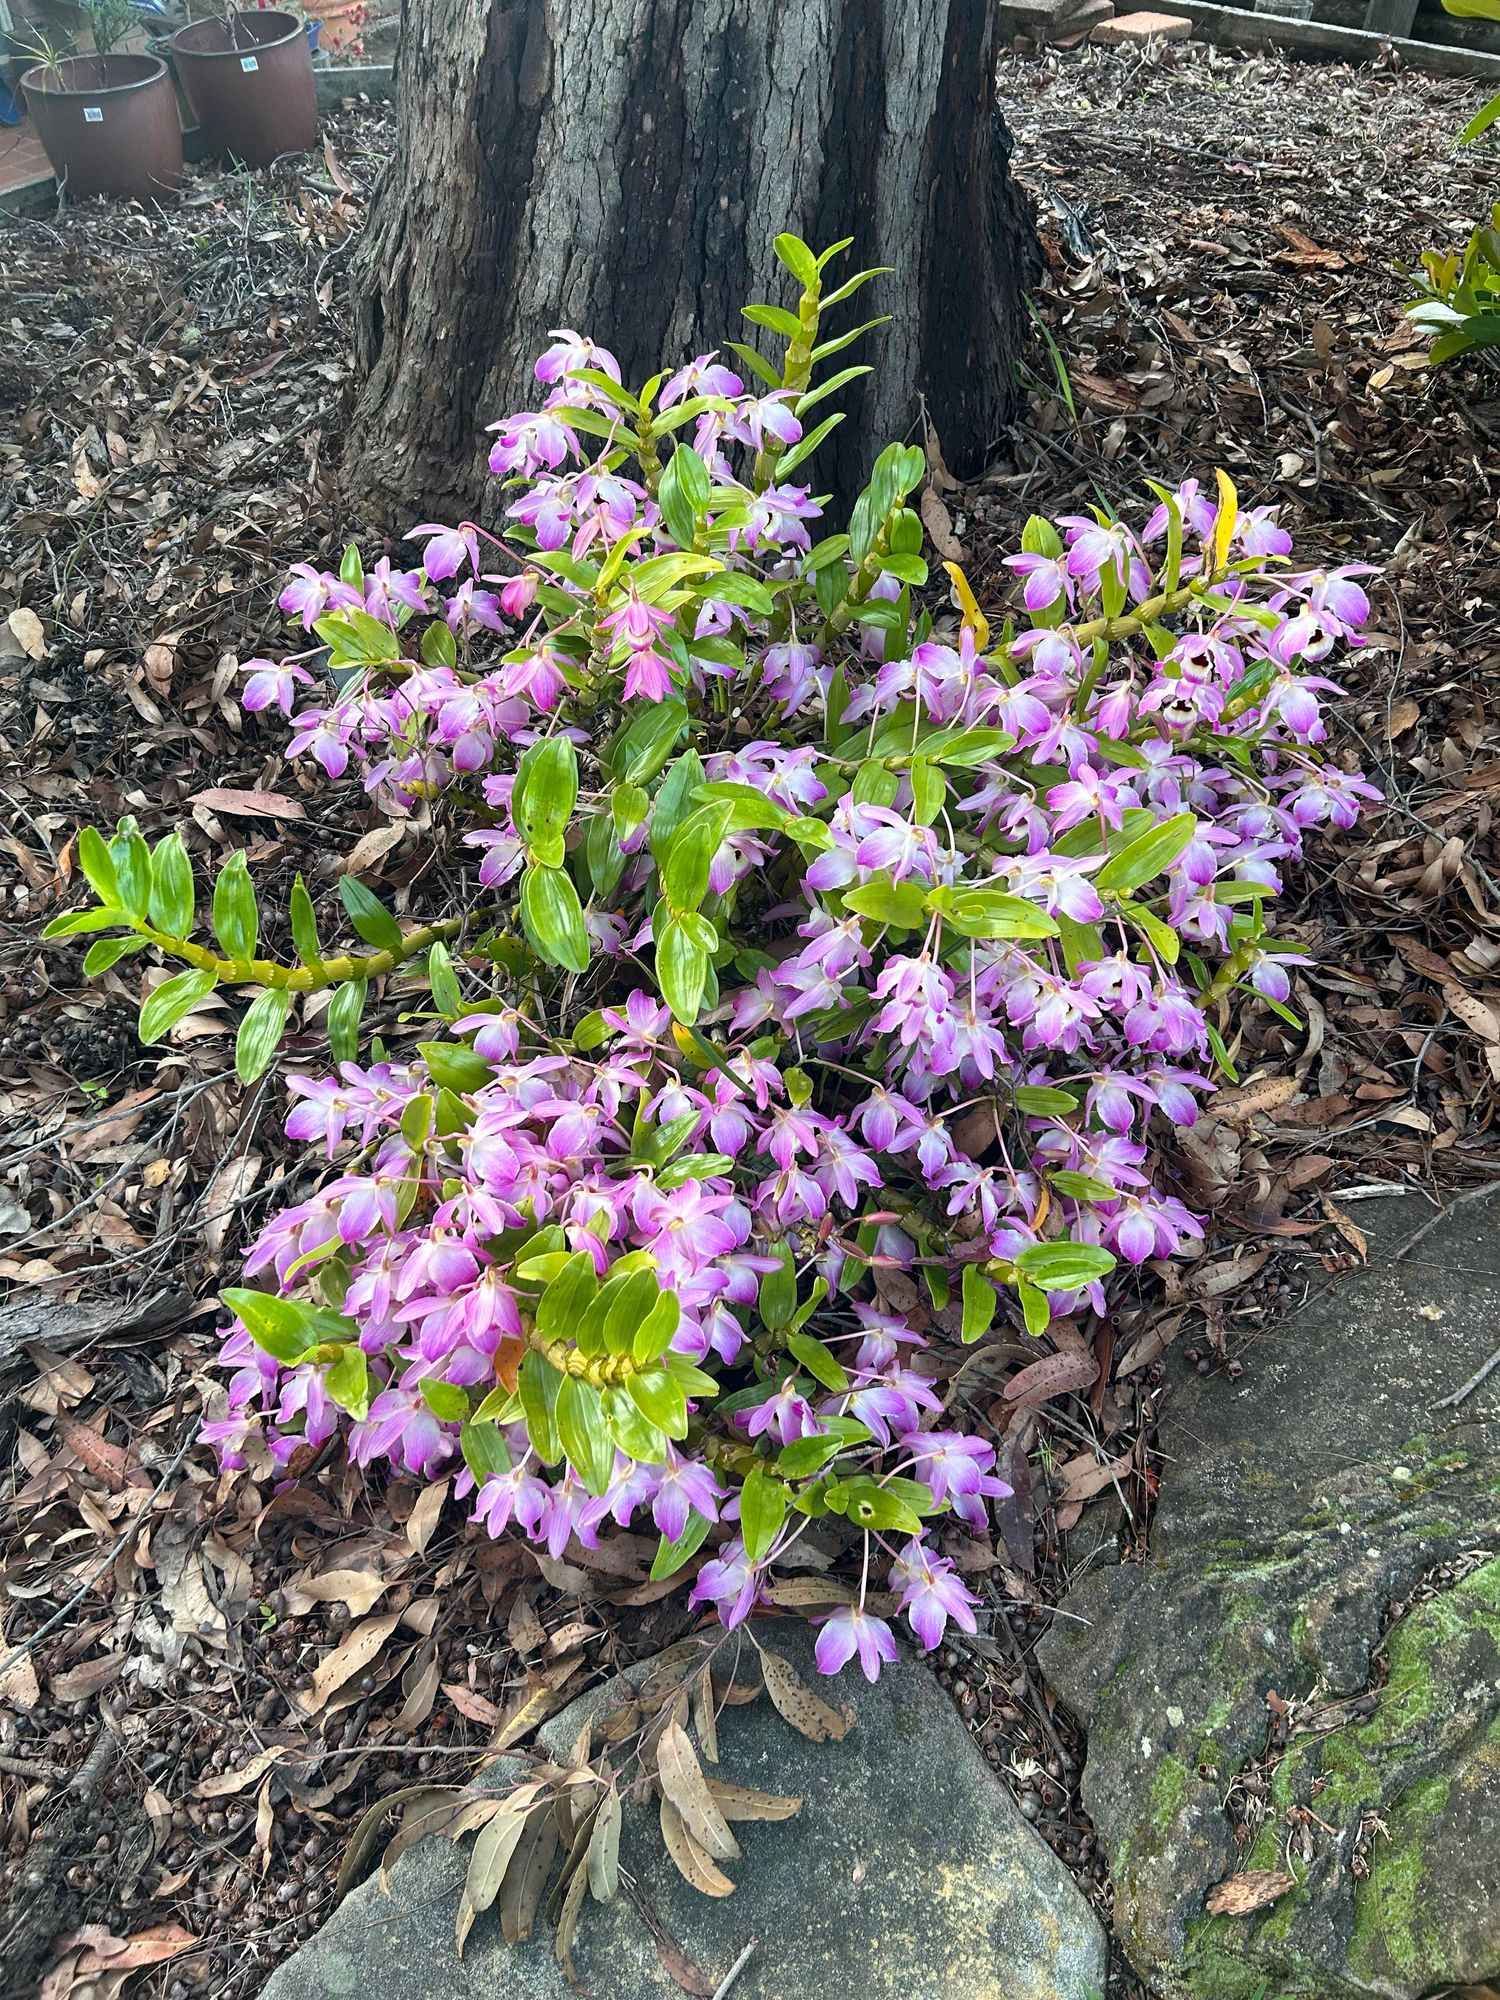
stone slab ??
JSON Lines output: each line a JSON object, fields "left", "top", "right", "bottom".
{"left": 1050, "top": 0, "right": 1117, "bottom": 37}
{"left": 266, "top": 1624, "right": 1106, "bottom": 2000}
{"left": 999, "top": 0, "right": 1092, "bottom": 21}
{"left": 1038, "top": 1194, "right": 1500, "bottom": 1998}
{"left": 1168, "top": 1, "right": 1500, "bottom": 80}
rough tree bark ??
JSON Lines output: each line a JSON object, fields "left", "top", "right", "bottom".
{"left": 343, "top": 0, "right": 1038, "bottom": 527}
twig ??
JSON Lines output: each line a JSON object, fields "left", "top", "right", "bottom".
{"left": 0, "top": 1754, "right": 64, "bottom": 1782}
{"left": 1433, "top": 1343, "right": 1500, "bottom": 1413}
{"left": 68, "top": 1726, "right": 119, "bottom": 1800}
{"left": 1394, "top": 1179, "right": 1500, "bottom": 1261}
{"left": 711, "top": 1939, "right": 758, "bottom": 2000}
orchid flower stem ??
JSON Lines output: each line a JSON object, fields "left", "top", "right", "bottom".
{"left": 524, "top": 1323, "right": 641, "bottom": 1385}
{"left": 1068, "top": 579, "right": 1203, "bottom": 720}
{"left": 818, "top": 516, "right": 896, "bottom": 649}
{"left": 129, "top": 913, "right": 482, "bottom": 992}
{"left": 752, "top": 278, "right": 821, "bottom": 493}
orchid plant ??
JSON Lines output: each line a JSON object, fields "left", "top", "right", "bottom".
{"left": 49, "top": 235, "right": 1378, "bottom": 1681}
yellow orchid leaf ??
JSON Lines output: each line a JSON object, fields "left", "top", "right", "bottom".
{"left": 1212, "top": 468, "right": 1239, "bottom": 576}
{"left": 942, "top": 561, "right": 991, "bottom": 652}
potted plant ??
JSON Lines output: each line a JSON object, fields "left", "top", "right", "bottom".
{"left": 245, "top": 0, "right": 328, "bottom": 59}
{"left": 168, "top": 5, "right": 317, "bottom": 166}
{"left": 20, "top": 1, "right": 184, "bottom": 200}
{"left": 296, "top": 0, "right": 368, "bottom": 55}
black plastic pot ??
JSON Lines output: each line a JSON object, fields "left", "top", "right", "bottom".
{"left": 21, "top": 53, "right": 184, "bottom": 200}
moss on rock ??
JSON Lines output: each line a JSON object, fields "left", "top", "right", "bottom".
{"left": 1037, "top": 1196, "right": 1500, "bottom": 2000}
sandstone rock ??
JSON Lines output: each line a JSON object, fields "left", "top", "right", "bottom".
{"left": 266, "top": 1623, "right": 1106, "bottom": 2000}
{"left": 1090, "top": 10, "right": 1193, "bottom": 41}
{"left": 1038, "top": 1194, "right": 1500, "bottom": 1998}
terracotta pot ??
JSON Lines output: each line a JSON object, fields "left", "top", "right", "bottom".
{"left": 21, "top": 54, "right": 184, "bottom": 200}
{"left": 299, "top": 0, "right": 366, "bottom": 54}
{"left": 169, "top": 10, "right": 317, "bottom": 166}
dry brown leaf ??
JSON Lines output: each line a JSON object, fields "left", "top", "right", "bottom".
{"left": 298, "top": 1609, "right": 404, "bottom": 1715}
{"left": 392, "top": 1642, "right": 441, "bottom": 1733}
{"left": 202, "top": 1150, "right": 264, "bottom": 1261}
{"left": 143, "top": 641, "right": 176, "bottom": 694}
{"left": 1379, "top": 1104, "right": 1434, "bottom": 1132}
{"left": 1384, "top": 696, "right": 1421, "bottom": 737}
{"left": 1212, "top": 1075, "right": 1302, "bottom": 1126}
{"left": 188, "top": 786, "right": 307, "bottom": 820}
{"left": 554, "top": 1845, "right": 590, "bottom": 1985}
{"left": 405, "top": 1478, "right": 449, "bottom": 1556}
{"left": 93, "top": 1202, "right": 149, "bottom": 1254}
{"left": 342, "top": 822, "right": 405, "bottom": 876}
{"left": 463, "top": 1800, "right": 532, "bottom": 1921}
{"left": 1055, "top": 1450, "right": 1132, "bottom": 1507}
{"left": 1002, "top": 1349, "right": 1098, "bottom": 1404}
{"left": 254, "top": 1773, "right": 275, "bottom": 1875}
{"left": 658, "top": 1794, "right": 735, "bottom": 1898}
{"left": 548, "top": 1619, "right": 599, "bottom": 1658}
{"left": 322, "top": 132, "right": 354, "bottom": 194}
{"left": 762, "top": 1576, "right": 859, "bottom": 1610}
{"left": 0, "top": 1646, "right": 40, "bottom": 1710}
{"left": 1205, "top": 1869, "right": 1296, "bottom": 1918}
{"left": 754, "top": 1640, "right": 854, "bottom": 1742}
{"left": 1320, "top": 1196, "right": 1368, "bottom": 1259}
{"left": 1070, "top": 367, "right": 1140, "bottom": 411}
{"left": 586, "top": 1787, "right": 622, "bottom": 1903}
{"left": 920, "top": 486, "right": 966, "bottom": 562}
{"left": 492, "top": 1678, "right": 567, "bottom": 1751}
{"left": 51, "top": 1655, "right": 126, "bottom": 1703}
{"left": 42, "top": 1922, "right": 197, "bottom": 2000}
{"left": 1188, "top": 1248, "right": 1271, "bottom": 1300}
{"left": 69, "top": 1085, "right": 161, "bottom": 1163}
{"left": 655, "top": 1719, "right": 740, "bottom": 1861}
{"left": 499, "top": 1805, "right": 560, "bottom": 1944}
{"left": 53, "top": 1413, "right": 133, "bottom": 1490}
{"left": 923, "top": 423, "right": 961, "bottom": 492}
{"left": 1396, "top": 938, "right": 1462, "bottom": 986}
{"left": 157, "top": 1544, "right": 225, "bottom": 1642}
{"left": 507, "top": 1584, "right": 547, "bottom": 1656}
{"left": 443, "top": 1681, "right": 505, "bottom": 1727}
{"left": 689, "top": 1664, "right": 718, "bottom": 1765}
{"left": 198, "top": 1746, "right": 283, "bottom": 1798}
{"left": 1273, "top": 222, "right": 1347, "bottom": 268}
{"left": 1444, "top": 984, "right": 1500, "bottom": 1044}
{"left": 1116, "top": 1311, "right": 1184, "bottom": 1379}
{"left": 8, "top": 607, "right": 46, "bottom": 660}
{"left": 704, "top": 1779, "right": 803, "bottom": 1822}
{"left": 70, "top": 434, "right": 103, "bottom": 500}
{"left": 280, "top": 1564, "right": 390, "bottom": 1618}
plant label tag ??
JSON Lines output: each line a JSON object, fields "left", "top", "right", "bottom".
{"left": 83, "top": 106, "right": 103, "bottom": 121}
{"left": 240, "top": 54, "right": 259, "bottom": 71}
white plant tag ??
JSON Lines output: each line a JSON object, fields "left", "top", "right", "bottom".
{"left": 240, "top": 54, "right": 259, "bottom": 71}
{"left": 83, "top": 105, "right": 103, "bottom": 121}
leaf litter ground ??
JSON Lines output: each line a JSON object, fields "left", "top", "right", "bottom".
{"left": 1, "top": 41, "right": 1498, "bottom": 2000}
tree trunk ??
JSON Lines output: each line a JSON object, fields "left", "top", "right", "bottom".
{"left": 343, "top": 0, "right": 1037, "bottom": 528}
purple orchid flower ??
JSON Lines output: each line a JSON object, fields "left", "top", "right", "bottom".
{"left": 814, "top": 1605, "right": 898, "bottom": 1682}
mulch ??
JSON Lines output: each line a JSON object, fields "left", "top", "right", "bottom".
{"left": 1, "top": 38, "right": 1498, "bottom": 2000}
